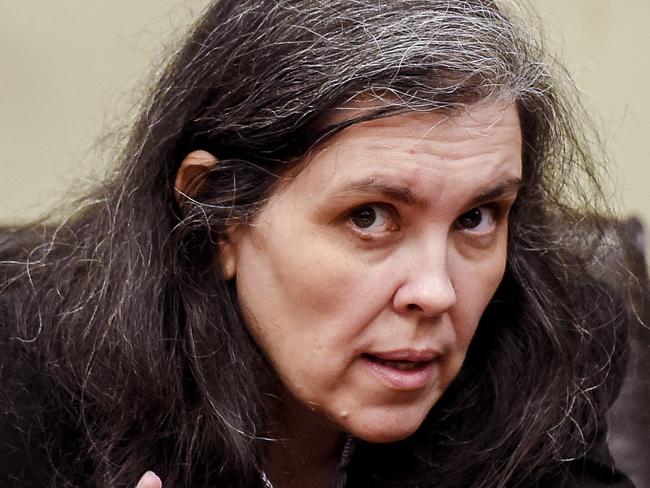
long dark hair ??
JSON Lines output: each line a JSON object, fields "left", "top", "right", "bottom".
{"left": 0, "top": 1, "right": 635, "bottom": 487}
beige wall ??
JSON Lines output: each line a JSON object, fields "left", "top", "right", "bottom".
{"left": 0, "top": 1, "right": 211, "bottom": 220}
{"left": 530, "top": 0, "right": 650, "bottom": 225}
{"left": 2, "top": 2, "right": 649, "bottom": 236}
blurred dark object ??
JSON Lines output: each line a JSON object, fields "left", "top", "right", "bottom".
{"left": 606, "top": 217, "right": 650, "bottom": 488}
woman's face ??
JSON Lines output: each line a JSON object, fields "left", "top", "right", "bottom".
{"left": 226, "top": 101, "right": 522, "bottom": 443}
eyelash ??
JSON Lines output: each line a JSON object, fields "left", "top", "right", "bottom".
{"left": 345, "top": 202, "right": 506, "bottom": 239}
{"left": 454, "top": 204, "right": 503, "bottom": 235}
{"left": 346, "top": 204, "right": 398, "bottom": 238}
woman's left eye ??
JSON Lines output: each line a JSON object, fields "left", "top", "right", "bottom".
{"left": 455, "top": 206, "right": 498, "bottom": 234}
{"left": 347, "top": 204, "right": 397, "bottom": 234}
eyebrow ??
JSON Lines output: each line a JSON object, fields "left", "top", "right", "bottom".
{"left": 467, "top": 177, "right": 522, "bottom": 207}
{"left": 331, "top": 176, "right": 522, "bottom": 209}
{"left": 333, "top": 178, "right": 428, "bottom": 208}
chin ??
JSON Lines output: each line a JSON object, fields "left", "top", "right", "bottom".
{"left": 353, "top": 423, "right": 422, "bottom": 444}
{"left": 344, "top": 407, "right": 430, "bottom": 444}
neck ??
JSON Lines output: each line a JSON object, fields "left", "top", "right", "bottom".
{"left": 263, "top": 394, "right": 347, "bottom": 488}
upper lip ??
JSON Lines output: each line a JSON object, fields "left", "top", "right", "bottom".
{"left": 364, "top": 349, "right": 440, "bottom": 362}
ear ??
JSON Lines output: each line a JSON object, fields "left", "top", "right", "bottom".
{"left": 174, "top": 150, "right": 218, "bottom": 200}
{"left": 176, "top": 150, "right": 238, "bottom": 280}
{"left": 219, "top": 241, "right": 237, "bottom": 280}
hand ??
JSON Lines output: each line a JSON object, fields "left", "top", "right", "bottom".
{"left": 136, "top": 471, "right": 162, "bottom": 488}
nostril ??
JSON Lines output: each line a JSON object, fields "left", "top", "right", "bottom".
{"left": 406, "top": 303, "right": 422, "bottom": 312}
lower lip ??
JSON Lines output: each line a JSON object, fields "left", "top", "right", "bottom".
{"left": 362, "top": 356, "right": 435, "bottom": 391}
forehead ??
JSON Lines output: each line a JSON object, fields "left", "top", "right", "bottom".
{"left": 281, "top": 101, "right": 522, "bottom": 202}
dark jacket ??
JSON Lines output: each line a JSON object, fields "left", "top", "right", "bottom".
{"left": 0, "top": 337, "right": 636, "bottom": 487}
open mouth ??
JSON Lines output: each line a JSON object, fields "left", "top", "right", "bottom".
{"left": 362, "top": 353, "right": 430, "bottom": 371}
{"left": 361, "top": 351, "right": 438, "bottom": 392}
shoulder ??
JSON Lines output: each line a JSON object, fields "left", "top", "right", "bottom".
{"left": 0, "top": 282, "right": 88, "bottom": 487}
{"left": 534, "top": 423, "right": 636, "bottom": 488}
{"left": 0, "top": 282, "right": 49, "bottom": 485}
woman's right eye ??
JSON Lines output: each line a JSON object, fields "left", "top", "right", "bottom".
{"left": 347, "top": 204, "right": 397, "bottom": 235}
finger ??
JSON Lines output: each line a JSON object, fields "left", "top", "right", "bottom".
{"left": 135, "top": 471, "right": 162, "bottom": 488}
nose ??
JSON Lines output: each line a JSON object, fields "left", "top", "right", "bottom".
{"left": 392, "top": 245, "right": 457, "bottom": 317}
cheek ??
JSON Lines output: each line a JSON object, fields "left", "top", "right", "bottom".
{"left": 234, "top": 227, "right": 390, "bottom": 374}
{"left": 452, "top": 247, "right": 508, "bottom": 347}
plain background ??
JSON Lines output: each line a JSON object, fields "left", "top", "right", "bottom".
{"left": 1, "top": 1, "right": 649, "bottom": 251}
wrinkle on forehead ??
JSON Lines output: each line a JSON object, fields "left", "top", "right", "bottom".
{"left": 314, "top": 100, "right": 519, "bottom": 161}
{"left": 274, "top": 100, "right": 521, "bottom": 205}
